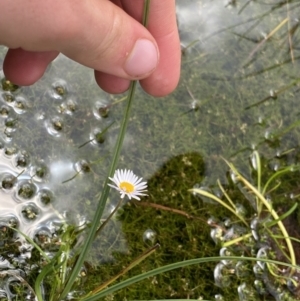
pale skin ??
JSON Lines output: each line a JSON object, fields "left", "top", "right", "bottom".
{"left": 0, "top": 0, "right": 181, "bottom": 97}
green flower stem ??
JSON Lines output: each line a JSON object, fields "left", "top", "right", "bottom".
{"left": 59, "top": 81, "right": 137, "bottom": 300}
{"left": 59, "top": 1, "right": 150, "bottom": 299}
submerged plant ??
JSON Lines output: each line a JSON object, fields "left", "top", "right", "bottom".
{"left": 191, "top": 151, "right": 300, "bottom": 300}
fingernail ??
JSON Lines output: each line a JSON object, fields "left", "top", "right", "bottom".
{"left": 124, "top": 39, "right": 158, "bottom": 77}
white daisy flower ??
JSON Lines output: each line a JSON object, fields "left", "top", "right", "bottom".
{"left": 108, "top": 169, "right": 148, "bottom": 200}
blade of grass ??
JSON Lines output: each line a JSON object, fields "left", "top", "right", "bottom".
{"left": 131, "top": 299, "right": 211, "bottom": 301}
{"left": 190, "top": 188, "right": 248, "bottom": 227}
{"left": 222, "top": 233, "right": 252, "bottom": 247}
{"left": 78, "top": 121, "right": 115, "bottom": 148}
{"left": 35, "top": 251, "right": 64, "bottom": 301}
{"left": 59, "top": 81, "right": 137, "bottom": 301}
{"left": 265, "top": 202, "right": 298, "bottom": 228}
{"left": 88, "top": 244, "right": 160, "bottom": 295}
{"left": 262, "top": 165, "right": 299, "bottom": 195}
{"left": 94, "top": 198, "right": 123, "bottom": 238}
{"left": 9, "top": 226, "right": 50, "bottom": 262}
{"left": 225, "top": 160, "right": 296, "bottom": 274}
{"left": 248, "top": 18, "right": 288, "bottom": 59}
{"left": 217, "top": 179, "right": 237, "bottom": 211}
{"left": 81, "top": 256, "right": 299, "bottom": 301}
{"left": 59, "top": 1, "right": 151, "bottom": 299}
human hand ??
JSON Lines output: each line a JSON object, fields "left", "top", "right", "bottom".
{"left": 0, "top": 0, "right": 181, "bottom": 97}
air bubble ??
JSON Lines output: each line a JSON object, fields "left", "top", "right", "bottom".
{"left": 229, "top": 170, "right": 239, "bottom": 184}
{"left": 14, "top": 150, "right": 30, "bottom": 168}
{"left": 0, "top": 105, "right": 10, "bottom": 117}
{"left": 287, "top": 275, "right": 300, "bottom": 294}
{"left": 210, "top": 227, "right": 224, "bottom": 245}
{"left": 90, "top": 128, "right": 106, "bottom": 145}
{"left": 74, "top": 160, "right": 91, "bottom": 174}
{"left": 4, "top": 146, "right": 17, "bottom": 157}
{"left": 269, "top": 89, "right": 277, "bottom": 99}
{"left": 0, "top": 289, "right": 8, "bottom": 300}
{"left": 235, "top": 203, "right": 247, "bottom": 217}
{"left": 223, "top": 218, "right": 231, "bottom": 227}
{"left": 142, "top": 229, "right": 157, "bottom": 245}
{"left": 34, "top": 226, "right": 59, "bottom": 251}
{"left": 249, "top": 152, "right": 258, "bottom": 170}
{"left": 254, "top": 279, "right": 268, "bottom": 295}
{"left": 214, "top": 262, "right": 233, "bottom": 287}
{"left": 17, "top": 181, "right": 37, "bottom": 200}
{"left": 190, "top": 99, "right": 200, "bottom": 111}
{"left": 1, "top": 79, "right": 19, "bottom": 92}
{"left": 1, "top": 92, "right": 15, "bottom": 106}
{"left": 256, "top": 246, "right": 270, "bottom": 270}
{"left": 264, "top": 128, "right": 276, "bottom": 141}
{"left": 238, "top": 282, "right": 257, "bottom": 300}
{"left": 45, "top": 116, "right": 64, "bottom": 137}
{"left": 0, "top": 215, "right": 19, "bottom": 242}
{"left": 38, "top": 189, "right": 55, "bottom": 206}
{"left": 4, "top": 117, "right": 17, "bottom": 130}
{"left": 1, "top": 173, "right": 17, "bottom": 190}
{"left": 1, "top": 215, "right": 19, "bottom": 228}
{"left": 219, "top": 247, "right": 234, "bottom": 266}
{"left": 49, "top": 79, "right": 69, "bottom": 100}
{"left": 235, "top": 261, "right": 249, "bottom": 278}
{"left": 58, "top": 98, "right": 77, "bottom": 115}
{"left": 21, "top": 203, "right": 39, "bottom": 221}
{"left": 223, "top": 226, "right": 235, "bottom": 241}
{"left": 0, "top": 256, "right": 15, "bottom": 269}
{"left": 5, "top": 275, "right": 33, "bottom": 300}
{"left": 13, "top": 96, "right": 28, "bottom": 114}
{"left": 30, "top": 161, "right": 49, "bottom": 182}
{"left": 93, "top": 101, "right": 110, "bottom": 119}
{"left": 253, "top": 263, "right": 265, "bottom": 279}
{"left": 207, "top": 216, "right": 218, "bottom": 226}
{"left": 250, "top": 217, "right": 260, "bottom": 241}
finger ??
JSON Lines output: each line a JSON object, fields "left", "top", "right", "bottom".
{"left": 0, "top": 0, "right": 159, "bottom": 81}
{"left": 3, "top": 48, "right": 59, "bottom": 86}
{"left": 122, "top": 0, "right": 181, "bottom": 96}
{"left": 94, "top": 71, "right": 130, "bottom": 94}
{"left": 60, "top": 0, "right": 160, "bottom": 80}
{"left": 110, "top": 0, "right": 123, "bottom": 8}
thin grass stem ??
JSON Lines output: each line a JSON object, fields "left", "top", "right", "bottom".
{"left": 58, "top": 1, "right": 151, "bottom": 299}
{"left": 59, "top": 81, "right": 137, "bottom": 301}
{"left": 226, "top": 161, "right": 296, "bottom": 275}
{"left": 223, "top": 233, "right": 252, "bottom": 247}
{"left": 262, "top": 165, "right": 299, "bottom": 195}
{"left": 81, "top": 256, "right": 299, "bottom": 301}
{"left": 190, "top": 188, "right": 249, "bottom": 227}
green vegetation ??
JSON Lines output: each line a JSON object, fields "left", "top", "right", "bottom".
{"left": 0, "top": 0, "right": 300, "bottom": 300}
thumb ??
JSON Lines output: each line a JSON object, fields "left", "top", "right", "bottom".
{"left": 2, "top": 0, "right": 159, "bottom": 85}
{"left": 62, "top": 1, "right": 160, "bottom": 79}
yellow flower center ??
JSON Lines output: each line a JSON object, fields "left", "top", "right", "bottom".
{"left": 119, "top": 181, "right": 135, "bottom": 193}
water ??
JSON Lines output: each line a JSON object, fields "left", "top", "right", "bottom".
{"left": 0, "top": 0, "right": 300, "bottom": 300}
